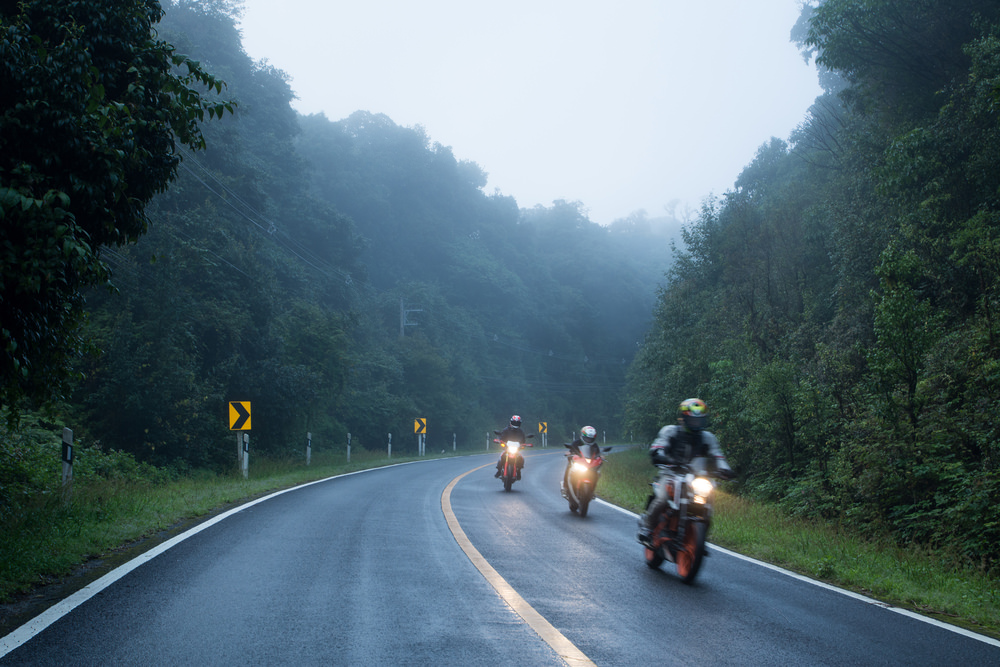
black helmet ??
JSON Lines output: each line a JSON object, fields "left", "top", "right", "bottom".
{"left": 510, "top": 414, "right": 522, "bottom": 428}
{"left": 581, "top": 425, "right": 596, "bottom": 445}
{"left": 679, "top": 398, "right": 708, "bottom": 432}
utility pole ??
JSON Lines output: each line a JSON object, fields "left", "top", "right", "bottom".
{"left": 400, "top": 298, "right": 422, "bottom": 337}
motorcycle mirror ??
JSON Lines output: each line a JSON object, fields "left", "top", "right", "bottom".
{"left": 527, "top": 433, "right": 535, "bottom": 439}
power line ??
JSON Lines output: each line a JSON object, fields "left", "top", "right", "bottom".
{"left": 178, "top": 157, "right": 360, "bottom": 288}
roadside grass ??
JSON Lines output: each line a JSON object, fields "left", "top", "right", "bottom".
{"left": 0, "top": 448, "right": 438, "bottom": 603}
{"left": 598, "top": 446, "right": 1000, "bottom": 640}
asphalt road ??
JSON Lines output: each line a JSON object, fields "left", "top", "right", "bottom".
{"left": 2, "top": 449, "right": 999, "bottom": 665}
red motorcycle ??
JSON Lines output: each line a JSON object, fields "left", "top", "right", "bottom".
{"left": 561, "top": 442, "right": 612, "bottom": 516}
{"left": 493, "top": 432, "right": 534, "bottom": 491}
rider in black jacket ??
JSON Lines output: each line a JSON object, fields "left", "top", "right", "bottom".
{"left": 494, "top": 415, "right": 527, "bottom": 478}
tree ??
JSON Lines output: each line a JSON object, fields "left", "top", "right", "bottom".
{"left": 0, "top": 0, "right": 232, "bottom": 415}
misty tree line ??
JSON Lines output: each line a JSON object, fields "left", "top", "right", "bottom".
{"left": 6, "top": 0, "right": 998, "bottom": 571}
{"left": 1, "top": 0, "right": 673, "bottom": 477}
{"left": 626, "top": 0, "right": 1000, "bottom": 569}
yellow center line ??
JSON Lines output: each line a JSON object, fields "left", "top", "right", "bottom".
{"left": 442, "top": 465, "right": 596, "bottom": 667}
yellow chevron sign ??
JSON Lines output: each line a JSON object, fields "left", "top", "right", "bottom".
{"left": 538, "top": 422, "right": 547, "bottom": 433}
{"left": 229, "top": 401, "right": 251, "bottom": 430}
{"left": 414, "top": 418, "right": 426, "bottom": 434}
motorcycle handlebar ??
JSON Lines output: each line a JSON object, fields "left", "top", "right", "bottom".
{"left": 656, "top": 463, "right": 732, "bottom": 479}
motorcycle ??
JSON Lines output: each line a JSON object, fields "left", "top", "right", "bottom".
{"left": 640, "top": 463, "right": 721, "bottom": 583}
{"left": 561, "top": 443, "right": 612, "bottom": 516}
{"left": 493, "top": 431, "right": 534, "bottom": 491}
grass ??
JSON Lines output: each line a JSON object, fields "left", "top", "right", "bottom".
{"left": 0, "top": 448, "right": 433, "bottom": 604}
{"left": 597, "top": 446, "right": 1000, "bottom": 639}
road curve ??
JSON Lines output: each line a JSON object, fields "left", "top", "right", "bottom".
{"left": 2, "top": 449, "right": 998, "bottom": 666}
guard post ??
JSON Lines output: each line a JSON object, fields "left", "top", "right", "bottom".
{"left": 61, "top": 428, "right": 73, "bottom": 486}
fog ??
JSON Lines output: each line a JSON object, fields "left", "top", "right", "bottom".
{"left": 239, "top": 0, "right": 822, "bottom": 224}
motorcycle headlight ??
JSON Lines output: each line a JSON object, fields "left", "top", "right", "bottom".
{"left": 506, "top": 442, "right": 520, "bottom": 454}
{"left": 691, "top": 476, "right": 714, "bottom": 503}
{"left": 571, "top": 461, "right": 589, "bottom": 473}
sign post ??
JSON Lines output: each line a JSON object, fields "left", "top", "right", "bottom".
{"left": 229, "top": 401, "right": 251, "bottom": 473}
{"left": 414, "top": 418, "right": 426, "bottom": 455}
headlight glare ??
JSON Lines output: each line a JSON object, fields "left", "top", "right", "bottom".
{"left": 691, "top": 476, "right": 713, "bottom": 498}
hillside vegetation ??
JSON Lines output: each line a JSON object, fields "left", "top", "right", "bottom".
{"left": 2, "top": 0, "right": 999, "bottom": 606}
{"left": 625, "top": 0, "right": 1000, "bottom": 572}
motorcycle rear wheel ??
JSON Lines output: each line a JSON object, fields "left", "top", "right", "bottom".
{"left": 676, "top": 521, "right": 706, "bottom": 583}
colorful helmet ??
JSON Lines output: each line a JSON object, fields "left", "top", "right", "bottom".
{"left": 679, "top": 398, "right": 708, "bottom": 431}
{"left": 581, "top": 426, "right": 597, "bottom": 444}
{"left": 510, "top": 415, "right": 522, "bottom": 428}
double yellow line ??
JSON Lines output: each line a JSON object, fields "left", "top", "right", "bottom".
{"left": 441, "top": 465, "right": 596, "bottom": 667}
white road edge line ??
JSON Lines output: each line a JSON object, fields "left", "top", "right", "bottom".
{"left": 0, "top": 460, "right": 429, "bottom": 659}
{"left": 594, "top": 498, "right": 1000, "bottom": 648}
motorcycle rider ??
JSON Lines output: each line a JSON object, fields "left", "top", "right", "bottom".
{"left": 637, "top": 398, "right": 735, "bottom": 546}
{"left": 562, "top": 425, "right": 599, "bottom": 495}
{"left": 495, "top": 414, "right": 527, "bottom": 479}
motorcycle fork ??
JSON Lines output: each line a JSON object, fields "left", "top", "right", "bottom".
{"left": 675, "top": 500, "right": 689, "bottom": 545}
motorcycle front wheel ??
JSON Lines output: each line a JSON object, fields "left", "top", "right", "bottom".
{"left": 644, "top": 546, "right": 664, "bottom": 570}
{"left": 578, "top": 488, "right": 591, "bottom": 517}
{"left": 676, "top": 521, "right": 706, "bottom": 583}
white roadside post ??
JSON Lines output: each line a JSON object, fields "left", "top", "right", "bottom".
{"left": 347, "top": 432, "right": 351, "bottom": 463}
{"left": 242, "top": 433, "right": 249, "bottom": 478}
{"left": 61, "top": 428, "right": 73, "bottom": 487}
{"left": 306, "top": 432, "right": 312, "bottom": 466}
{"left": 453, "top": 433, "right": 456, "bottom": 452}
{"left": 388, "top": 433, "right": 392, "bottom": 458}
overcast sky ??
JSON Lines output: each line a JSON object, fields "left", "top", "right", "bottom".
{"left": 238, "top": 0, "right": 821, "bottom": 225}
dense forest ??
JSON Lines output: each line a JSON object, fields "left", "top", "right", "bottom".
{"left": 2, "top": 0, "right": 675, "bottom": 471}
{"left": 625, "top": 0, "right": 1000, "bottom": 569}
{"left": 5, "top": 0, "right": 1000, "bottom": 572}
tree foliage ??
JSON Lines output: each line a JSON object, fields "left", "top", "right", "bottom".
{"left": 1, "top": 0, "right": 682, "bottom": 474}
{"left": 626, "top": 0, "right": 1000, "bottom": 569}
{"left": 0, "top": 0, "right": 232, "bottom": 415}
